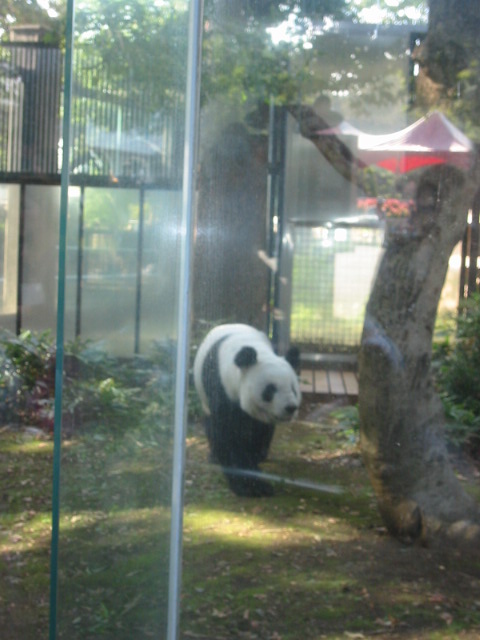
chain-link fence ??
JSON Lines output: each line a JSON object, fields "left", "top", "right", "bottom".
{"left": 290, "top": 221, "right": 384, "bottom": 352}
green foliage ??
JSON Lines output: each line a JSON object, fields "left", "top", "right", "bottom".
{"left": 74, "top": 0, "right": 189, "bottom": 106}
{"left": 62, "top": 338, "right": 178, "bottom": 435}
{"left": 0, "top": 330, "right": 56, "bottom": 428}
{"left": 2, "top": 0, "right": 427, "bottom": 120}
{"left": 0, "top": 331, "right": 196, "bottom": 436}
{"left": 1, "top": 330, "right": 55, "bottom": 392}
{"left": 453, "top": 60, "right": 480, "bottom": 139}
{"left": 83, "top": 189, "right": 139, "bottom": 230}
{"left": 0, "top": 0, "right": 65, "bottom": 45}
{"left": 330, "top": 404, "right": 360, "bottom": 439}
{"left": 434, "top": 295, "right": 480, "bottom": 455}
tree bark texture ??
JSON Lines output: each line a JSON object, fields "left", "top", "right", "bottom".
{"left": 287, "top": 104, "right": 366, "bottom": 184}
{"left": 358, "top": 164, "right": 480, "bottom": 544}
{"left": 194, "top": 122, "right": 269, "bottom": 329}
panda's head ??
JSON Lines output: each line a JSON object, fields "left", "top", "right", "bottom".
{"left": 233, "top": 345, "right": 301, "bottom": 425}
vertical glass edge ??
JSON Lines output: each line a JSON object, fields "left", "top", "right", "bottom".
{"left": 49, "top": 2, "right": 75, "bottom": 638}
{"left": 166, "top": 1, "right": 204, "bottom": 638}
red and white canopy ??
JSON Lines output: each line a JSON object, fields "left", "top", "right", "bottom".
{"left": 317, "top": 111, "right": 474, "bottom": 173}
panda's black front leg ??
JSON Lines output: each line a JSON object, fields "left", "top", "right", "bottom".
{"left": 210, "top": 406, "right": 276, "bottom": 497}
{"left": 220, "top": 434, "right": 274, "bottom": 497}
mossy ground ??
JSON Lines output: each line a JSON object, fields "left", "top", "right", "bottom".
{"left": 1, "top": 402, "right": 480, "bottom": 640}
{"left": 181, "top": 401, "right": 480, "bottom": 639}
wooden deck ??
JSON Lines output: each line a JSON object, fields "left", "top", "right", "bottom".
{"left": 299, "top": 353, "right": 359, "bottom": 400}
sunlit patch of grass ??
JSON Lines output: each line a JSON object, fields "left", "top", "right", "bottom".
{"left": 182, "top": 413, "right": 480, "bottom": 639}
{"left": 2, "top": 405, "right": 480, "bottom": 640}
{"left": 1, "top": 440, "right": 53, "bottom": 455}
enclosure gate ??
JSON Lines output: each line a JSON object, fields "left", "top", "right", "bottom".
{"left": 289, "top": 220, "right": 384, "bottom": 354}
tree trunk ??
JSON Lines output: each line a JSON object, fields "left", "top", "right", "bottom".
{"left": 194, "top": 120, "right": 270, "bottom": 328}
{"left": 358, "top": 164, "right": 480, "bottom": 544}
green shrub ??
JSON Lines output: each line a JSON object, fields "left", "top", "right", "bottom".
{"left": 435, "top": 294, "right": 480, "bottom": 456}
{"left": 0, "top": 330, "right": 55, "bottom": 428}
{"left": 62, "top": 339, "right": 178, "bottom": 435}
{"left": 330, "top": 404, "right": 359, "bottom": 442}
{"left": 0, "top": 331, "right": 190, "bottom": 437}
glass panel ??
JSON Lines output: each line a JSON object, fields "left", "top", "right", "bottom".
{"left": 77, "top": 187, "right": 139, "bottom": 354}
{"left": 139, "top": 189, "right": 182, "bottom": 351}
{"left": 63, "top": 186, "right": 81, "bottom": 343}
{"left": 0, "top": 184, "right": 20, "bottom": 332}
{"left": 21, "top": 185, "right": 60, "bottom": 332}
{"left": 184, "top": 3, "right": 480, "bottom": 640}
{"left": 63, "top": 186, "right": 184, "bottom": 354}
{"left": 54, "top": 1, "right": 191, "bottom": 638}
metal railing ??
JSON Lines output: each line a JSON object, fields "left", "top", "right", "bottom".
{"left": 0, "top": 43, "right": 184, "bottom": 185}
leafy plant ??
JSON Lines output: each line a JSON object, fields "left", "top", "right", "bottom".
{"left": 62, "top": 339, "right": 177, "bottom": 435}
{"left": 434, "top": 295, "right": 480, "bottom": 456}
{"left": 0, "top": 330, "right": 56, "bottom": 428}
{"left": 0, "top": 331, "right": 187, "bottom": 437}
{"left": 330, "top": 404, "right": 360, "bottom": 442}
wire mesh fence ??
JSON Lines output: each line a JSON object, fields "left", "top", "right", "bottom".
{"left": 290, "top": 222, "right": 384, "bottom": 352}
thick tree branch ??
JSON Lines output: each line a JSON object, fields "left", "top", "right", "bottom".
{"left": 287, "top": 104, "right": 366, "bottom": 183}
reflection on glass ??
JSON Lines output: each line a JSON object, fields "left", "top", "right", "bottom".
{"left": 0, "top": 185, "right": 20, "bottom": 332}
{"left": 76, "top": 188, "right": 139, "bottom": 354}
{"left": 184, "top": 3, "right": 480, "bottom": 640}
{"left": 139, "top": 189, "right": 182, "bottom": 351}
{"left": 22, "top": 186, "right": 60, "bottom": 332}
{"left": 55, "top": 1, "right": 189, "bottom": 637}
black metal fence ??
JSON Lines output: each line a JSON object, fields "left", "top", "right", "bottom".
{"left": 0, "top": 43, "right": 184, "bottom": 185}
{"left": 0, "top": 44, "right": 62, "bottom": 174}
{"left": 460, "top": 190, "right": 480, "bottom": 299}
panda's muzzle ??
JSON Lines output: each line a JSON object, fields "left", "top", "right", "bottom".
{"left": 276, "top": 404, "right": 299, "bottom": 421}
{"left": 285, "top": 404, "right": 298, "bottom": 417}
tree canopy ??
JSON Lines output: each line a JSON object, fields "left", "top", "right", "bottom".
{"left": 0, "top": 0, "right": 64, "bottom": 45}
{"left": 1, "top": 0, "right": 427, "bottom": 110}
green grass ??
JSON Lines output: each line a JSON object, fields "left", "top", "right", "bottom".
{"left": 1, "top": 409, "right": 480, "bottom": 640}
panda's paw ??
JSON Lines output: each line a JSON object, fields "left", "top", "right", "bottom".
{"left": 249, "top": 479, "right": 274, "bottom": 498}
{"left": 225, "top": 473, "right": 274, "bottom": 498}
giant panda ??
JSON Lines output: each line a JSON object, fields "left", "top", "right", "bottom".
{"left": 193, "top": 323, "right": 301, "bottom": 497}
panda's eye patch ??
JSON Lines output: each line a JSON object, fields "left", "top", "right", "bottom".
{"left": 262, "top": 383, "right": 277, "bottom": 403}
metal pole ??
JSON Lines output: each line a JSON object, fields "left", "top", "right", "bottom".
{"left": 134, "top": 184, "right": 145, "bottom": 354}
{"left": 166, "top": 1, "right": 203, "bottom": 638}
{"left": 272, "top": 107, "right": 287, "bottom": 350}
{"left": 49, "top": 0, "right": 75, "bottom": 637}
{"left": 75, "top": 185, "right": 84, "bottom": 337}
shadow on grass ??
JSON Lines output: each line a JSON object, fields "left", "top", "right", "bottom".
{"left": 2, "top": 412, "right": 480, "bottom": 640}
{"left": 180, "top": 418, "right": 480, "bottom": 640}
{"left": 1, "top": 425, "right": 176, "bottom": 640}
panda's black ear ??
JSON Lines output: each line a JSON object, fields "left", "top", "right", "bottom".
{"left": 234, "top": 346, "right": 257, "bottom": 368}
{"left": 285, "top": 345, "right": 301, "bottom": 374}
